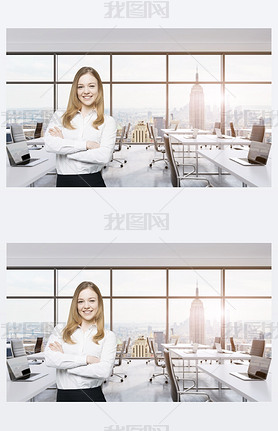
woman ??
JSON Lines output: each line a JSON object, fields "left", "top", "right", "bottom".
{"left": 45, "top": 281, "right": 117, "bottom": 402}
{"left": 44, "top": 67, "right": 117, "bottom": 187}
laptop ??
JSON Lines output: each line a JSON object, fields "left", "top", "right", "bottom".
{"left": 230, "top": 356, "right": 271, "bottom": 381}
{"left": 7, "top": 356, "right": 47, "bottom": 382}
{"left": 6, "top": 141, "right": 48, "bottom": 167}
{"left": 184, "top": 128, "right": 198, "bottom": 139}
{"left": 215, "top": 128, "right": 228, "bottom": 139}
{"left": 230, "top": 141, "right": 271, "bottom": 166}
{"left": 215, "top": 343, "right": 229, "bottom": 354}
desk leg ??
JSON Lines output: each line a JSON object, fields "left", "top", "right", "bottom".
{"left": 196, "top": 360, "right": 198, "bottom": 392}
{"left": 196, "top": 149, "right": 199, "bottom": 176}
{"left": 182, "top": 358, "right": 185, "bottom": 389}
{"left": 218, "top": 381, "right": 222, "bottom": 398}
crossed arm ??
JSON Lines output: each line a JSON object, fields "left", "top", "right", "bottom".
{"left": 48, "top": 127, "right": 100, "bottom": 150}
{"left": 45, "top": 330, "right": 117, "bottom": 379}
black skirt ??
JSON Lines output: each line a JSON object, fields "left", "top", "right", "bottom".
{"left": 56, "top": 172, "right": 106, "bottom": 187}
{"left": 57, "top": 386, "right": 106, "bottom": 402}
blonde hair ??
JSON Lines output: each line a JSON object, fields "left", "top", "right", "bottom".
{"left": 62, "top": 67, "right": 104, "bottom": 130}
{"left": 62, "top": 281, "right": 105, "bottom": 345}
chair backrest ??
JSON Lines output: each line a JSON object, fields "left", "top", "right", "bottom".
{"left": 115, "top": 340, "right": 127, "bottom": 367}
{"left": 124, "top": 337, "right": 131, "bottom": 354}
{"left": 250, "top": 125, "right": 265, "bottom": 143}
{"left": 230, "top": 122, "right": 236, "bottom": 138}
{"left": 164, "top": 349, "right": 179, "bottom": 402}
{"left": 150, "top": 340, "right": 161, "bottom": 366}
{"left": 125, "top": 123, "right": 131, "bottom": 139}
{"left": 150, "top": 125, "right": 161, "bottom": 150}
{"left": 34, "top": 337, "right": 43, "bottom": 353}
{"left": 115, "top": 126, "right": 126, "bottom": 151}
{"left": 213, "top": 122, "right": 221, "bottom": 134}
{"left": 213, "top": 336, "right": 221, "bottom": 348}
{"left": 34, "top": 122, "right": 43, "bottom": 139}
{"left": 250, "top": 339, "right": 265, "bottom": 357}
{"left": 164, "top": 135, "right": 179, "bottom": 187}
{"left": 230, "top": 337, "right": 236, "bottom": 352}
{"left": 147, "top": 337, "right": 153, "bottom": 355}
{"left": 10, "top": 339, "right": 26, "bottom": 357}
{"left": 146, "top": 122, "right": 153, "bottom": 140}
{"left": 10, "top": 124, "right": 26, "bottom": 143}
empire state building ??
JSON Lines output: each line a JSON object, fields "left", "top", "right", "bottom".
{"left": 189, "top": 283, "right": 205, "bottom": 344}
{"left": 189, "top": 69, "right": 205, "bottom": 129}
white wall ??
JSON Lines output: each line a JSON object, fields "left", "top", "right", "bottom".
{"left": 7, "top": 243, "right": 271, "bottom": 267}
{"left": 6, "top": 28, "right": 271, "bottom": 52}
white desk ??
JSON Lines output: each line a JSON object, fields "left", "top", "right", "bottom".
{"left": 171, "top": 348, "right": 251, "bottom": 391}
{"left": 197, "top": 363, "right": 272, "bottom": 402}
{"left": 162, "top": 128, "right": 210, "bottom": 135}
{"left": 162, "top": 343, "right": 210, "bottom": 350}
{"left": 7, "top": 363, "right": 56, "bottom": 402}
{"left": 197, "top": 148, "right": 271, "bottom": 187}
{"left": 169, "top": 134, "right": 249, "bottom": 176}
{"left": 6, "top": 146, "right": 56, "bottom": 187}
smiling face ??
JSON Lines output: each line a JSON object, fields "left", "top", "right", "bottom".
{"left": 77, "top": 287, "right": 99, "bottom": 324}
{"left": 77, "top": 73, "right": 99, "bottom": 110}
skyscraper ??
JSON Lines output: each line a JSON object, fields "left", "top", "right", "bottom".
{"left": 189, "top": 68, "right": 205, "bottom": 129}
{"left": 131, "top": 336, "right": 150, "bottom": 357}
{"left": 189, "top": 282, "right": 205, "bottom": 344}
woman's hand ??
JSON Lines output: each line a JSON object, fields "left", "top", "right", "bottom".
{"left": 49, "top": 341, "right": 64, "bottom": 353}
{"left": 49, "top": 127, "right": 64, "bottom": 139}
{"left": 86, "top": 141, "right": 100, "bottom": 150}
{"left": 86, "top": 355, "right": 100, "bottom": 364}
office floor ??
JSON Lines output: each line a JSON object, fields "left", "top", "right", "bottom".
{"left": 34, "top": 146, "right": 241, "bottom": 187}
{"left": 34, "top": 359, "right": 242, "bottom": 402}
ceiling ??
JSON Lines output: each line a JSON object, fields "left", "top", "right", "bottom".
{"left": 6, "top": 28, "right": 271, "bottom": 52}
{"left": 7, "top": 243, "right": 271, "bottom": 267}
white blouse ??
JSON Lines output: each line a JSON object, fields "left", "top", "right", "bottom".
{"left": 44, "top": 110, "right": 117, "bottom": 175}
{"left": 45, "top": 324, "right": 117, "bottom": 389}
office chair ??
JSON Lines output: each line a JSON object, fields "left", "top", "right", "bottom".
{"left": 110, "top": 340, "right": 127, "bottom": 382}
{"left": 164, "top": 350, "right": 211, "bottom": 402}
{"left": 213, "top": 337, "right": 221, "bottom": 348}
{"left": 108, "top": 126, "right": 127, "bottom": 168}
{"left": 124, "top": 337, "right": 131, "bottom": 364}
{"left": 149, "top": 125, "right": 168, "bottom": 168}
{"left": 230, "top": 122, "right": 236, "bottom": 138}
{"left": 230, "top": 337, "right": 236, "bottom": 352}
{"left": 146, "top": 122, "right": 163, "bottom": 150}
{"left": 34, "top": 122, "right": 43, "bottom": 139}
{"left": 149, "top": 340, "right": 168, "bottom": 383}
{"left": 123, "top": 123, "right": 131, "bottom": 149}
{"left": 250, "top": 339, "right": 265, "bottom": 357}
{"left": 164, "top": 135, "right": 211, "bottom": 187}
{"left": 10, "top": 339, "right": 26, "bottom": 357}
{"left": 146, "top": 336, "right": 153, "bottom": 364}
{"left": 229, "top": 336, "right": 244, "bottom": 365}
{"left": 34, "top": 337, "right": 43, "bottom": 354}
{"left": 213, "top": 122, "right": 221, "bottom": 134}
{"left": 250, "top": 125, "right": 265, "bottom": 143}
